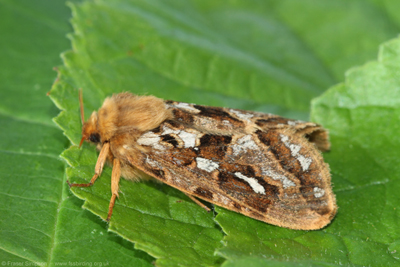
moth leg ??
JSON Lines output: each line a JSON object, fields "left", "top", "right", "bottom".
{"left": 67, "top": 142, "right": 110, "bottom": 188}
{"left": 107, "top": 158, "right": 121, "bottom": 221}
{"left": 184, "top": 193, "right": 211, "bottom": 212}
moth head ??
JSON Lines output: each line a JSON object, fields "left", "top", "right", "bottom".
{"left": 80, "top": 112, "right": 101, "bottom": 146}
{"left": 78, "top": 90, "right": 102, "bottom": 147}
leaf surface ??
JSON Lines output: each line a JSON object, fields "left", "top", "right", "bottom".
{"left": 53, "top": 1, "right": 400, "bottom": 266}
{"left": 1, "top": 0, "right": 398, "bottom": 266}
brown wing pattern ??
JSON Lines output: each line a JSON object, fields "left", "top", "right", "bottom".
{"left": 166, "top": 101, "right": 330, "bottom": 151}
{"left": 122, "top": 102, "right": 336, "bottom": 230}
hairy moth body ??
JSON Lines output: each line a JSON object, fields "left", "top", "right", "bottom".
{"left": 70, "top": 92, "right": 337, "bottom": 230}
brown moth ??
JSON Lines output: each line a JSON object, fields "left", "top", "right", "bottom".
{"left": 68, "top": 91, "right": 337, "bottom": 230}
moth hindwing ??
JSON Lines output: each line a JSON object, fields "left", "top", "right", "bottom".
{"left": 69, "top": 92, "right": 337, "bottom": 230}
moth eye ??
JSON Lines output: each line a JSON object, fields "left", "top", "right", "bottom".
{"left": 89, "top": 133, "right": 101, "bottom": 143}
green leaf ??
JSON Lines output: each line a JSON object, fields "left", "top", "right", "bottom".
{"left": 215, "top": 207, "right": 349, "bottom": 263}
{"left": 1, "top": 0, "right": 397, "bottom": 266}
{"left": 221, "top": 257, "right": 339, "bottom": 267}
{"left": 52, "top": 0, "right": 400, "bottom": 266}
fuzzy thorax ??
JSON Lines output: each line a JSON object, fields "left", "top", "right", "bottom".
{"left": 82, "top": 93, "right": 173, "bottom": 144}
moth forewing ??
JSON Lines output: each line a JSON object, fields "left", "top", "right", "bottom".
{"left": 129, "top": 121, "right": 336, "bottom": 230}
{"left": 70, "top": 92, "right": 337, "bottom": 229}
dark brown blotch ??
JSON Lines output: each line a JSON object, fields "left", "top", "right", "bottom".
{"left": 256, "top": 130, "right": 301, "bottom": 173}
{"left": 200, "top": 134, "right": 232, "bottom": 146}
{"left": 256, "top": 117, "right": 289, "bottom": 127}
{"left": 164, "top": 119, "right": 181, "bottom": 129}
{"left": 217, "top": 171, "right": 252, "bottom": 193}
{"left": 233, "top": 164, "right": 256, "bottom": 177}
{"left": 151, "top": 126, "right": 162, "bottom": 134}
{"left": 161, "top": 134, "right": 179, "bottom": 147}
{"left": 256, "top": 129, "right": 273, "bottom": 146}
{"left": 197, "top": 135, "right": 231, "bottom": 160}
{"left": 194, "top": 187, "right": 213, "bottom": 199}
{"left": 172, "top": 109, "right": 195, "bottom": 124}
{"left": 243, "top": 195, "right": 273, "bottom": 213}
{"left": 171, "top": 149, "right": 197, "bottom": 166}
{"left": 217, "top": 171, "right": 233, "bottom": 184}
{"left": 148, "top": 168, "right": 165, "bottom": 180}
{"left": 258, "top": 178, "right": 279, "bottom": 199}
{"left": 193, "top": 105, "right": 241, "bottom": 122}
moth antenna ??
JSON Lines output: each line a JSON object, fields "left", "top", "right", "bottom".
{"left": 79, "top": 89, "right": 85, "bottom": 125}
{"left": 79, "top": 136, "right": 85, "bottom": 148}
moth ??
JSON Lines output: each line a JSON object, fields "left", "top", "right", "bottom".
{"left": 68, "top": 91, "right": 337, "bottom": 230}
